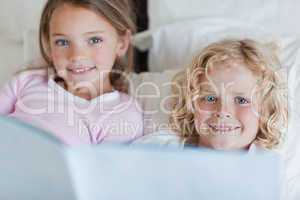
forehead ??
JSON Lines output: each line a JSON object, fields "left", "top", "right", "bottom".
{"left": 199, "top": 62, "right": 258, "bottom": 93}
{"left": 49, "top": 3, "right": 114, "bottom": 34}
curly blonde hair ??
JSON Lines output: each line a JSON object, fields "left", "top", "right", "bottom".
{"left": 169, "top": 39, "right": 288, "bottom": 149}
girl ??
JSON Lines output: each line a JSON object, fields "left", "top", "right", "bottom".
{"left": 134, "top": 39, "right": 287, "bottom": 151}
{"left": 0, "top": 0, "right": 143, "bottom": 145}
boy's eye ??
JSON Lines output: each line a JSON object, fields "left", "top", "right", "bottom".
{"left": 203, "top": 95, "right": 217, "bottom": 103}
{"left": 55, "top": 39, "right": 69, "bottom": 47}
{"left": 235, "top": 96, "right": 250, "bottom": 105}
{"left": 88, "top": 37, "right": 103, "bottom": 45}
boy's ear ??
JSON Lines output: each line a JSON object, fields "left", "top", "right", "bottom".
{"left": 117, "top": 29, "right": 131, "bottom": 57}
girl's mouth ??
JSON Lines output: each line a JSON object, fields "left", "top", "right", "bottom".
{"left": 67, "top": 66, "right": 97, "bottom": 74}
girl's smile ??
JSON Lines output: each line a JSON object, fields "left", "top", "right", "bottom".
{"left": 48, "top": 3, "right": 129, "bottom": 98}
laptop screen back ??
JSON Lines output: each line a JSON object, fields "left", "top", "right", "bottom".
{"left": 67, "top": 145, "right": 282, "bottom": 200}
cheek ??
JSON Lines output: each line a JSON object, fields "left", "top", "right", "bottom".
{"left": 50, "top": 52, "right": 60, "bottom": 61}
{"left": 93, "top": 47, "right": 117, "bottom": 70}
{"left": 50, "top": 50, "right": 67, "bottom": 69}
{"left": 194, "top": 110, "right": 212, "bottom": 130}
{"left": 237, "top": 107, "right": 259, "bottom": 127}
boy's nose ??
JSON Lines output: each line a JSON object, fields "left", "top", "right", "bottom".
{"left": 214, "top": 101, "right": 233, "bottom": 119}
{"left": 214, "top": 112, "right": 232, "bottom": 118}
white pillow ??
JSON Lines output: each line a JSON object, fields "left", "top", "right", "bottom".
{"left": 0, "top": 39, "right": 24, "bottom": 85}
{"left": 148, "top": 0, "right": 300, "bottom": 37}
{"left": 0, "top": 1, "right": 46, "bottom": 40}
{"left": 129, "top": 70, "right": 179, "bottom": 135}
{"left": 134, "top": 18, "right": 279, "bottom": 72}
{"left": 0, "top": 0, "right": 47, "bottom": 86}
{"left": 23, "top": 29, "right": 47, "bottom": 68}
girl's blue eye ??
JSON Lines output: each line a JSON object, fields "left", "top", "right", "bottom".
{"left": 235, "top": 96, "right": 250, "bottom": 105}
{"left": 55, "top": 39, "right": 69, "bottom": 47}
{"left": 88, "top": 37, "right": 103, "bottom": 45}
{"left": 204, "top": 95, "right": 217, "bottom": 103}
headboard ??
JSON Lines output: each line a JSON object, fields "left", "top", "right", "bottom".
{"left": 133, "top": 0, "right": 148, "bottom": 72}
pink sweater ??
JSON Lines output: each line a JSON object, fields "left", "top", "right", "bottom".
{"left": 0, "top": 69, "right": 143, "bottom": 145}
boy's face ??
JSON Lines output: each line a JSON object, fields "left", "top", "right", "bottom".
{"left": 193, "top": 62, "right": 260, "bottom": 150}
{"left": 48, "top": 4, "right": 129, "bottom": 92}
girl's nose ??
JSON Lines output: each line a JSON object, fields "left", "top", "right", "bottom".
{"left": 69, "top": 45, "right": 88, "bottom": 61}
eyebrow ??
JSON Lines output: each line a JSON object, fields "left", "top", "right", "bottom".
{"left": 84, "top": 30, "right": 105, "bottom": 35}
{"left": 199, "top": 85, "right": 216, "bottom": 92}
{"left": 199, "top": 88, "right": 250, "bottom": 96}
{"left": 232, "top": 92, "right": 249, "bottom": 96}
{"left": 51, "top": 30, "right": 105, "bottom": 37}
{"left": 51, "top": 33, "right": 67, "bottom": 37}
{"left": 199, "top": 89, "right": 218, "bottom": 95}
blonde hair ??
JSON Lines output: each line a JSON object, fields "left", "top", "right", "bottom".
{"left": 169, "top": 39, "right": 288, "bottom": 149}
{"left": 39, "top": 0, "right": 136, "bottom": 92}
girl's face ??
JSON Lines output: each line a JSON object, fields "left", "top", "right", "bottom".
{"left": 193, "top": 62, "right": 260, "bottom": 150}
{"left": 48, "top": 4, "right": 129, "bottom": 90}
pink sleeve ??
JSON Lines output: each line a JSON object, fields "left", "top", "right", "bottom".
{"left": 0, "top": 77, "right": 18, "bottom": 115}
{"left": 99, "top": 97, "right": 144, "bottom": 143}
{"left": 119, "top": 97, "right": 144, "bottom": 139}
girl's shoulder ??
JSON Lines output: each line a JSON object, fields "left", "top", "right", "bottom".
{"left": 118, "top": 92, "right": 143, "bottom": 110}
{"left": 131, "top": 130, "right": 184, "bottom": 148}
{"left": 119, "top": 92, "right": 137, "bottom": 102}
{"left": 11, "top": 68, "right": 48, "bottom": 86}
{"left": 3, "top": 68, "right": 48, "bottom": 92}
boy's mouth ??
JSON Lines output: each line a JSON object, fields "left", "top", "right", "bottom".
{"left": 208, "top": 124, "right": 241, "bottom": 132}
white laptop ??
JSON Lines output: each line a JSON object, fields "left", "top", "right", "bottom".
{"left": 0, "top": 116, "right": 282, "bottom": 200}
{"left": 66, "top": 144, "right": 282, "bottom": 200}
{"left": 0, "top": 116, "right": 75, "bottom": 200}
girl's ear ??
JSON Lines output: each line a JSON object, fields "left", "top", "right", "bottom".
{"left": 116, "top": 29, "right": 131, "bottom": 57}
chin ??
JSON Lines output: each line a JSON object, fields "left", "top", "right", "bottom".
{"left": 203, "top": 137, "right": 241, "bottom": 150}
{"left": 209, "top": 143, "right": 234, "bottom": 150}
{"left": 215, "top": 145, "right": 238, "bottom": 151}
{"left": 211, "top": 140, "right": 252, "bottom": 151}
{"left": 68, "top": 74, "right": 99, "bottom": 83}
